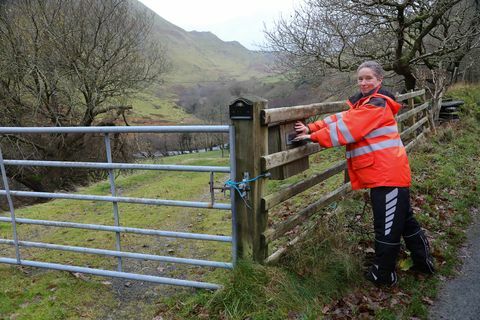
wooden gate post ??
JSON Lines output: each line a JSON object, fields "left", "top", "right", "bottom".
{"left": 407, "top": 90, "right": 416, "bottom": 138}
{"left": 229, "top": 96, "right": 268, "bottom": 263}
{"left": 423, "top": 91, "right": 434, "bottom": 133}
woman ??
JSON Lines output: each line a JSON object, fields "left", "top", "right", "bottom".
{"left": 294, "top": 61, "right": 434, "bottom": 286}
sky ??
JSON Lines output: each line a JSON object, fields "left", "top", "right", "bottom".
{"left": 138, "top": 0, "right": 299, "bottom": 50}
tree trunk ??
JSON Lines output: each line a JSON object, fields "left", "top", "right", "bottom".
{"left": 404, "top": 73, "right": 417, "bottom": 91}
{"left": 13, "top": 171, "right": 46, "bottom": 192}
{"left": 394, "top": 63, "right": 417, "bottom": 90}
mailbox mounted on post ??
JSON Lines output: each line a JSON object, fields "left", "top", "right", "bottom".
{"left": 229, "top": 96, "right": 310, "bottom": 180}
{"left": 229, "top": 98, "right": 253, "bottom": 120}
{"left": 268, "top": 121, "right": 309, "bottom": 180}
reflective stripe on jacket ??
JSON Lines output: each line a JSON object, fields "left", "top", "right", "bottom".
{"left": 307, "top": 86, "right": 411, "bottom": 190}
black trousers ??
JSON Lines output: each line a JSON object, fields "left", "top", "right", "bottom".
{"left": 370, "top": 187, "right": 430, "bottom": 272}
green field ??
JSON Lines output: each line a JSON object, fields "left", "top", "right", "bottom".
{"left": 127, "top": 90, "right": 198, "bottom": 124}
{"left": 0, "top": 151, "right": 234, "bottom": 319}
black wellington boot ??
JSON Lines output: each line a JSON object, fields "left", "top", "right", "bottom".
{"left": 365, "top": 264, "right": 398, "bottom": 286}
{"left": 365, "top": 239, "right": 401, "bottom": 287}
{"left": 404, "top": 230, "right": 435, "bottom": 274}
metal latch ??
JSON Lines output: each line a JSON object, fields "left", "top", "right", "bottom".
{"left": 237, "top": 172, "right": 251, "bottom": 200}
{"left": 209, "top": 172, "right": 229, "bottom": 205}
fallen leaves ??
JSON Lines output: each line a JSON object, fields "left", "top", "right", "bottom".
{"left": 318, "top": 286, "right": 421, "bottom": 319}
{"left": 422, "top": 297, "right": 434, "bottom": 305}
{"left": 70, "top": 272, "right": 89, "bottom": 281}
{"left": 399, "top": 258, "right": 414, "bottom": 271}
{"left": 364, "top": 247, "right": 375, "bottom": 254}
{"left": 322, "top": 305, "right": 330, "bottom": 314}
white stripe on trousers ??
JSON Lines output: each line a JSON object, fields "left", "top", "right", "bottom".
{"left": 384, "top": 188, "right": 398, "bottom": 236}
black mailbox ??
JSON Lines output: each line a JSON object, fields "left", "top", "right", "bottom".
{"left": 229, "top": 98, "right": 253, "bottom": 120}
{"left": 268, "top": 121, "right": 310, "bottom": 180}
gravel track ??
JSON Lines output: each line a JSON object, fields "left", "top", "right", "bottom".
{"left": 429, "top": 211, "right": 480, "bottom": 320}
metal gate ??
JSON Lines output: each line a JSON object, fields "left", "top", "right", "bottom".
{"left": 0, "top": 125, "right": 236, "bottom": 290}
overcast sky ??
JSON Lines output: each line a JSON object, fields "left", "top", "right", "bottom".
{"left": 138, "top": 0, "right": 299, "bottom": 50}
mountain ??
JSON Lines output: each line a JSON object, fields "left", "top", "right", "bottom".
{"left": 139, "top": 3, "right": 273, "bottom": 84}
{"left": 125, "top": 2, "right": 276, "bottom": 126}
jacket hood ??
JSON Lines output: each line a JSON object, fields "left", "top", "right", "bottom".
{"left": 348, "top": 86, "right": 401, "bottom": 115}
{"left": 377, "top": 87, "right": 401, "bottom": 115}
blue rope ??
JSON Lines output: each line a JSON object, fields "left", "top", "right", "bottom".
{"left": 224, "top": 173, "right": 269, "bottom": 201}
{"left": 225, "top": 173, "right": 269, "bottom": 188}
{"left": 225, "top": 180, "right": 243, "bottom": 197}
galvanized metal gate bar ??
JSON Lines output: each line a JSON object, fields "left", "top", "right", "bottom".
{"left": 0, "top": 239, "right": 232, "bottom": 268}
{"left": 0, "top": 216, "right": 232, "bottom": 242}
{"left": 2, "top": 160, "right": 230, "bottom": 172}
{"left": 0, "top": 126, "right": 230, "bottom": 133}
{"left": 0, "top": 148, "right": 20, "bottom": 263}
{"left": 0, "top": 258, "right": 219, "bottom": 289}
{"left": 104, "top": 133, "right": 122, "bottom": 271}
{"left": 0, "top": 190, "right": 232, "bottom": 209}
{"left": 0, "top": 125, "right": 235, "bottom": 289}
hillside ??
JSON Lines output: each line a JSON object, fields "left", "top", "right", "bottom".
{"left": 125, "top": 2, "right": 275, "bottom": 124}
{"left": 142, "top": 3, "right": 272, "bottom": 84}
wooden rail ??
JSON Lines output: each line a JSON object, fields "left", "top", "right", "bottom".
{"left": 264, "top": 183, "right": 351, "bottom": 243}
{"left": 396, "top": 102, "right": 429, "bottom": 122}
{"left": 262, "top": 161, "right": 346, "bottom": 211}
{"left": 400, "top": 116, "right": 428, "bottom": 139}
{"left": 406, "top": 130, "right": 428, "bottom": 151}
{"left": 396, "top": 89, "right": 426, "bottom": 102}
{"left": 261, "top": 101, "right": 348, "bottom": 125}
{"left": 261, "top": 143, "right": 322, "bottom": 171}
{"left": 264, "top": 227, "right": 310, "bottom": 265}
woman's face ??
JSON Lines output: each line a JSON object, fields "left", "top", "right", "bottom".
{"left": 357, "top": 67, "right": 382, "bottom": 95}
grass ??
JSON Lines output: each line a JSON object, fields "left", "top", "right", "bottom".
{"left": 0, "top": 150, "right": 233, "bottom": 319}
{"left": 127, "top": 91, "right": 195, "bottom": 124}
{"left": 0, "top": 268, "right": 114, "bottom": 320}
{"left": 0, "top": 84, "right": 479, "bottom": 319}
{"left": 159, "top": 227, "right": 363, "bottom": 319}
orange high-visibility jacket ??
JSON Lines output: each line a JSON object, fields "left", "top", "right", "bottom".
{"left": 307, "top": 86, "right": 411, "bottom": 190}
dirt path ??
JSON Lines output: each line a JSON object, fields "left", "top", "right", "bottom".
{"left": 429, "top": 210, "right": 480, "bottom": 320}
{"left": 96, "top": 186, "right": 229, "bottom": 319}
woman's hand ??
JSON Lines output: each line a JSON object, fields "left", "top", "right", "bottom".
{"left": 294, "top": 121, "right": 309, "bottom": 135}
{"left": 292, "top": 134, "right": 312, "bottom": 142}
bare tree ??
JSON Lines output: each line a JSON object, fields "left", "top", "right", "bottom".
{"left": 198, "top": 90, "right": 231, "bottom": 154}
{"left": 0, "top": 0, "right": 169, "bottom": 191}
{"left": 265, "top": 0, "right": 480, "bottom": 90}
{"left": 459, "top": 48, "right": 480, "bottom": 82}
